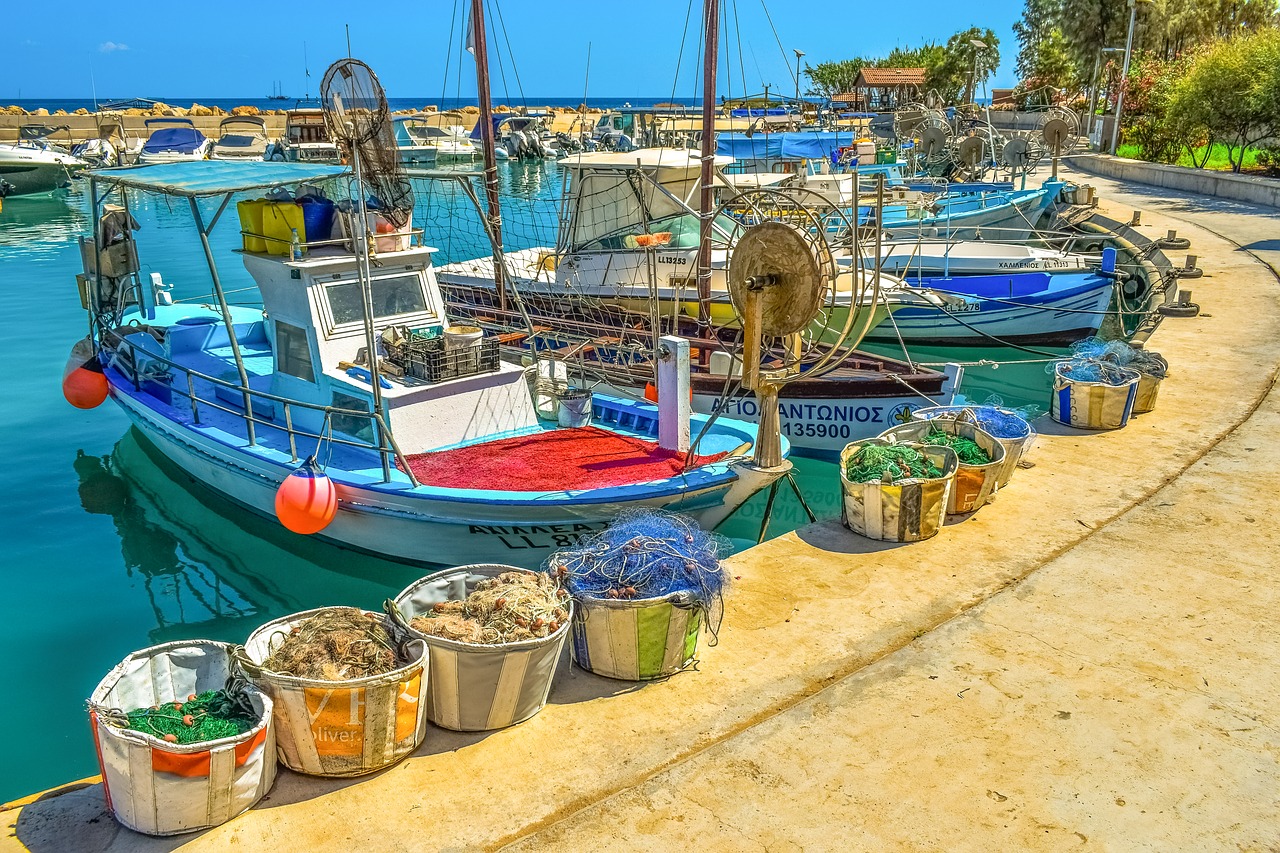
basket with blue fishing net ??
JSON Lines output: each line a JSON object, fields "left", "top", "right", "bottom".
{"left": 910, "top": 395, "right": 1037, "bottom": 489}
{"left": 878, "top": 417, "right": 1006, "bottom": 514}
{"left": 1049, "top": 350, "right": 1142, "bottom": 430}
{"left": 838, "top": 438, "right": 958, "bottom": 542}
{"left": 544, "top": 509, "right": 730, "bottom": 681}
{"left": 1067, "top": 337, "right": 1168, "bottom": 414}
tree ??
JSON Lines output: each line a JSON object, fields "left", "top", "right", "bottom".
{"left": 937, "top": 27, "right": 1001, "bottom": 104}
{"left": 1145, "top": 0, "right": 1278, "bottom": 58}
{"left": 1168, "top": 27, "right": 1280, "bottom": 171}
{"left": 1119, "top": 50, "right": 1200, "bottom": 162}
{"left": 803, "top": 59, "right": 867, "bottom": 100}
{"left": 1014, "top": 0, "right": 1081, "bottom": 99}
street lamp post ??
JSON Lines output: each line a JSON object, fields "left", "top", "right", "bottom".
{"left": 794, "top": 49, "right": 805, "bottom": 116}
{"left": 969, "top": 39, "right": 988, "bottom": 105}
{"left": 1109, "top": 0, "right": 1148, "bottom": 155}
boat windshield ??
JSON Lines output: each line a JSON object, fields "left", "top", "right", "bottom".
{"left": 324, "top": 273, "right": 429, "bottom": 326}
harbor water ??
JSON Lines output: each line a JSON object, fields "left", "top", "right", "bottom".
{"left": 0, "top": 163, "right": 1059, "bottom": 802}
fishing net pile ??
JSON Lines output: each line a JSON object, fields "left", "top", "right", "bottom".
{"left": 929, "top": 394, "right": 1037, "bottom": 440}
{"left": 844, "top": 443, "right": 944, "bottom": 484}
{"left": 262, "top": 608, "right": 405, "bottom": 681}
{"left": 1069, "top": 336, "right": 1168, "bottom": 379}
{"left": 1052, "top": 358, "right": 1138, "bottom": 385}
{"left": 546, "top": 510, "right": 729, "bottom": 606}
{"left": 125, "top": 689, "right": 258, "bottom": 745}
{"left": 410, "top": 571, "right": 570, "bottom": 644}
{"left": 923, "top": 428, "right": 991, "bottom": 465}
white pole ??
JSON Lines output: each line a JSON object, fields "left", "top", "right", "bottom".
{"left": 1110, "top": 0, "right": 1138, "bottom": 155}
{"left": 657, "top": 335, "right": 690, "bottom": 453}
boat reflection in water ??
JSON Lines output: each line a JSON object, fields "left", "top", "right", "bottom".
{"left": 74, "top": 429, "right": 423, "bottom": 645}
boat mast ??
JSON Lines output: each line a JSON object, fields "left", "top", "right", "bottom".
{"left": 696, "top": 0, "right": 719, "bottom": 335}
{"left": 470, "top": 0, "right": 506, "bottom": 310}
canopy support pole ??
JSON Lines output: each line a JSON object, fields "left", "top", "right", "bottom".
{"left": 188, "top": 195, "right": 256, "bottom": 446}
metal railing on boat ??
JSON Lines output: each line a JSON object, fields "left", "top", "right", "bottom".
{"left": 104, "top": 328, "right": 420, "bottom": 487}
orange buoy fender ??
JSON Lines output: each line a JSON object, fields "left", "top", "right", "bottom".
{"left": 274, "top": 457, "right": 338, "bottom": 534}
{"left": 62, "top": 338, "right": 109, "bottom": 409}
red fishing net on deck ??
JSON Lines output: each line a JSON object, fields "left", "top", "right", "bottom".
{"left": 401, "top": 427, "right": 730, "bottom": 492}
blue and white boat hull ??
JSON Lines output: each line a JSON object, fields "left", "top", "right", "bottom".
{"left": 864, "top": 271, "right": 1116, "bottom": 347}
{"left": 106, "top": 371, "right": 783, "bottom": 568}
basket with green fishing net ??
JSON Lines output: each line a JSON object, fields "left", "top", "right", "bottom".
{"left": 878, "top": 417, "right": 1006, "bottom": 514}
{"left": 838, "top": 438, "right": 958, "bottom": 542}
{"left": 86, "top": 640, "right": 276, "bottom": 836}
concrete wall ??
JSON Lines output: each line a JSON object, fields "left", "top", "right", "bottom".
{"left": 1071, "top": 153, "right": 1280, "bottom": 210}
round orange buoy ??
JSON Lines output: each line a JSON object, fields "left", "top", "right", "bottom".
{"left": 642, "top": 382, "right": 693, "bottom": 404}
{"left": 62, "top": 339, "right": 109, "bottom": 409}
{"left": 274, "top": 457, "right": 338, "bottom": 534}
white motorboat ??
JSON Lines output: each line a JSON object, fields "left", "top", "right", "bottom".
{"left": 271, "top": 106, "right": 341, "bottom": 164}
{"left": 210, "top": 116, "right": 272, "bottom": 161}
{"left": 136, "top": 118, "right": 211, "bottom": 164}
{"left": 0, "top": 125, "right": 89, "bottom": 197}
{"left": 393, "top": 115, "right": 476, "bottom": 164}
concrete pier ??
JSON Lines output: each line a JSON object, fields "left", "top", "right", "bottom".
{"left": 4, "top": 170, "right": 1278, "bottom": 851}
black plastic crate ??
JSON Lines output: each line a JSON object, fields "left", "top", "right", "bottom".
{"left": 390, "top": 333, "right": 499, "bottom": 383}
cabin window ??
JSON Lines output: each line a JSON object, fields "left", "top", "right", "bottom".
{"left": 325, "top": 274, "right": 429, "bottom": 325}
{"left": 275, "top": 320, "right": 315, "bottom": 383}
{"left": 331, "top": 390, "right": 375, "bottom": 443}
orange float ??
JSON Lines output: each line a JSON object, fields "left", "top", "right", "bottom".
{"left": 274, "top": 457, "right": 338, "bottom": 534}
{"left": 62, "top": 338, "right": 109, "bottom": 409}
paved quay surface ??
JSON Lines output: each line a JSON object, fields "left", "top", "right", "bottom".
{"left": 4, "top": 174, "right": 1278, "bottom": 851}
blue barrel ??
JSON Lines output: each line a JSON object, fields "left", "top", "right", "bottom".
{"left": 299, "top": 198, "right": 335, "bottom": 243}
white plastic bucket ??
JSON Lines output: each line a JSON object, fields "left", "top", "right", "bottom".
{"left": 444, "top": 325, "right": 484, "bottom": 349}
{"left": 88, "top": 640, "right": 275, "bottom": 836}
{"left": 240, "top": 608, "right": 429, "bottom": 777}
{"left": 557, "top": 389, "right": 594, "bottom": 428}
{"left": 389, "top": 565, "right": 572, "bottom": 731}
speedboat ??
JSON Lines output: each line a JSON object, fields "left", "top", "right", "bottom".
{"left": 394, "top": 115, "right": 478, "bottom": 165}
{"left": 136, "top": 118, "right": 211, "bottom": 164}
{"left": 271, "top": 106, "right": 341, "bottom": 163}
{"left": 390, "top": 116, "right": 440, "bottom": 167}
{"left": 71, "top": 161, "right": 786, "bottom": 567}
{"left": 476, "top": 113, "right": 558, "bottom": 159}
{"left": 210, "top": 116, "right": 272, "bottom": 161}
{"left": 0, "top": 125, "right": 89, "bottom": 197}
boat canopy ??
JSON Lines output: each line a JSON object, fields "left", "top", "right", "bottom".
{"left": 85, "top": 160, "right": 348, "bottom": 197}
{"left": 716, "top": 131, "right": 869, "bottom": 162}
{"left": 141, "top": 128, "right": 207, "bottom": 154}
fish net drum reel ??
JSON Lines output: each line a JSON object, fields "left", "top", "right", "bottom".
{"left": 712, "top": 187, "right": 873, "bottom": 469}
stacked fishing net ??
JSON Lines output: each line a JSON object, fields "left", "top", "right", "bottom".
{"left": 125, "top": 688, "right": 258, "bottom": 745}
{"left": 844, "top": 443, "right": 944, "bottom": 484}
{"left": 923, "top": 428, "right": 991, "bottom": 465}
{"left": 410, "top": 571, "right": 570, "bottom": 644}
{"left": 1051, "top": 337, "right": 1161, "bottom": 385}
{"left": 1069, "top": 337, "right": 1168, "bottom": 379}
{"left": 546, "top": 509, "right": 729, "bottom": 607}
{"left": 262, "top": 608, "right": 406, "bottom": 681}
{"left": 927, "top": 394, "right": 1037, "bottom": 441}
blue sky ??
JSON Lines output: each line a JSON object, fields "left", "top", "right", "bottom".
{"left": 7, "top": 0, "right": 1024, "bottom": 101}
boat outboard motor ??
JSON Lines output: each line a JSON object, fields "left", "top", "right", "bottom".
{"left": 0, "top": 179, "right": 12, "bottom": 199}
{"left": 505, "top": 134, "right": 522, "bottom": 158}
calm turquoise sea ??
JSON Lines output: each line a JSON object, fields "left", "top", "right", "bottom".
{"left": 0, "top": 162, "right": 1058, "bottom": 802}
